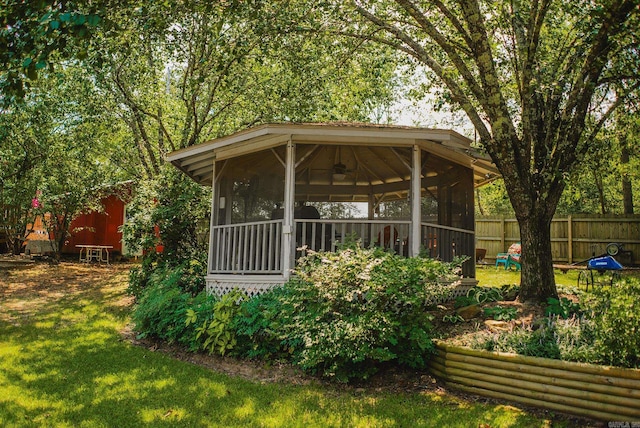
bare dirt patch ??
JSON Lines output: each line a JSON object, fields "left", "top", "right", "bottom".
{"left": 0, "top": 260, "right": 133, "bottom": 325}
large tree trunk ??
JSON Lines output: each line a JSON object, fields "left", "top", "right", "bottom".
{"left": 517, "top": 212, "right": 558, "bottom": 303}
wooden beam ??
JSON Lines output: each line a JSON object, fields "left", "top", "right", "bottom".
{"left": 271, "top": 148, "right": 285, "bottom": 168}
{"left": 391, "top": 147, "right": 412, "bottom": 171}
{"left": 282, "top": 140, "right": 295, "bottom": 280}
{"left": 411, "top": 145, "right": 421, "bottom": 257}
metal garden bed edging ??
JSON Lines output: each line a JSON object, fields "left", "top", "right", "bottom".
{"left": 429, "top": 341, "right": 640, "bottom": 421}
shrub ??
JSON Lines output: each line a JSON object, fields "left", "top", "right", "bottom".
{"left": 123, "top": 166, "right": 209, "bottom": 299}
{"left": 127, "top": 253, "right": 159, "bottom": 300}
{"left": 263, "top": 244, "right": 459, "bottom": 382}
{"left": 233, "top": 286, "right": 295, "bottom": 360}
{"left": 188, "top": 289, "right": 246, "bottom": 356}
{"left": 545, "top": 297, "right": 581, "bottom": 319}
{"left": 131, "top": 266, "right": 192, "bottom": 343}
{"left": 454, "top": 286, "right": 503, "bottom": 308}
{"left": 472, "top": 315, "right": 600, "bottom": 365}
{"left": 181, "top": 291, "right": 217, "bottom": 351}
{"left": 584, "top": 278, "right": 640, "bottom": 368}
{"left": 483, "top": 305, "right": 517, "bottom": 321}
{"left": 475, "top": 324, "right": 562, "bottom": 360}
{"left": 131, "top": 263, "right": 215, "bottom": 350}
{"left": 128, "top": 258, "right": 206, "bottom": 300}
{"left": 471, "top": 315, "right": 600, "bottom": 363}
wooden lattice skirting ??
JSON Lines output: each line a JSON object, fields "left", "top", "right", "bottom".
{"left": 429, "top": 342, "right": 640, "bottom": 421}
{"left": 207, "top": 276, "right": 476, "bottom": 300}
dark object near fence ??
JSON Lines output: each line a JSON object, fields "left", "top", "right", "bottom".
{"left": 577, "top": 245, "right": 625, "bottom": 290}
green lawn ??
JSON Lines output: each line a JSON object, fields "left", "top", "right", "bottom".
{"left": 476, "top": 263, "right": 640, "bottom": 291}
{"left": 0, "top": 263, "right": 573, "bottom": 427}
{"left": 476, "top": 265, "right": 583, "bottom": 290}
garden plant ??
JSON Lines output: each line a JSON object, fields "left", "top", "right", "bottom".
{"left": 2, "top": 262, "right": 566, "bottom": 426}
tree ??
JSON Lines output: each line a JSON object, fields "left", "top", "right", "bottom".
{"left": 89, "top": 1, "right": 399, "bottom": 179}
{"left": 0, "top": 1, "right": 107, "bottom": 102}
{"left": 0, "top": 102, "right": 50, "bottom": 253}
{"left": 614, "top": 97, "right": 640, "bottom": 215}
{"left": 330, "top": 0, "right": 640, "bottom": 302}
{"left": 1, "top": 63, "right": 130, "bottom": 257}
{"left": 557, "top": 94, "right": 640, "bottom": 215}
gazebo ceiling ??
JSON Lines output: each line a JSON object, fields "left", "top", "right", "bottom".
{"left": 166, "top": 123, "right": 499, "bottom": 188}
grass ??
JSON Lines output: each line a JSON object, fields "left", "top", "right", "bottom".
{"left": 477, "top": 265, "right": 585, "bottom": 290}
{"left": 0, "top": 263, "right": 575, "bottom": 427}
{"left": 477, "top": 263, "right": 640, "bottom": 291}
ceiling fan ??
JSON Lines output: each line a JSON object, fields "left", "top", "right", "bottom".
{"left": 332, "top": 147, "right": 355, "bottom": 181}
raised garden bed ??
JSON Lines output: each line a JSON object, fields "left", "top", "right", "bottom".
{"left": 429, "top": 341, "right": 640, "bottom": 421}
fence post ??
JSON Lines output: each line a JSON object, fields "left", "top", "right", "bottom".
{"left": 567, "top": 215, "right": 573, "bottom": 264}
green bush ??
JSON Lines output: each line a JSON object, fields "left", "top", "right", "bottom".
{"left": 483, "top": 305, "right": 517, "bottom": 321}
{"left": 181, "top": 291, "right": 217, "bottom": 351}
{"left": 123, "top": 166, "right": 209, "bottom": 299}
{"left": 127, "top": 254, "right": 159, "bottom": 300}
{"left": 475, "top": 324, "right": 562, "bottom": 359}
{"left": 473, "top": 316, "right": 597, "bottom": 362}
{"left": 131, "top": 264, "right": 215, "bottom": 350}
{"left": 233, "top": 286, "right": 296, "bottom": 360}
{"left": 131, "top": 267, "right": 192, "bottom": 343}
{"left": 545, "top": 297, "right": 581, "bottom": 319}
{"left": 188, "top": 289, "right": 246, "bottom": 356}
{"left": 261, "top": 244, "right": 459, "bottom": 382}
{"left": 584, "top": 279, "right": 640, "bottom": 368}
{"left": 454, "top": 286, "right": 503, "bottom": 308}
{"left": 128, "top": 258, "right": 206, "bottom": 301}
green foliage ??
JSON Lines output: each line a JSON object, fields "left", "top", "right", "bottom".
{"left": 583, "top": 279, "right": 640, "bottom": 368}
{"left": 441, "top": 314, "right": 465, "bottom": 324}
{"left": 128, "top": 257, "right": 205, "bottom": 301}
{"left": 483, "top": 306, "right": 517, "bottom": 321}
{"left": 545, "top": 297, "right": 581, "bottom": 319}
{"left": 193, "top": 290, "right": 246, "bottom": 356}
{"left": 131, "top": 269, "right": 191, "bottom": 343}
{"left": 233, "top": 286, "right": 295, "bottom": 360}
{"left": 0, "top": 1, "right": 105, "bottom": 100}
{"left": 454, "top": 286, "right": 503, "bottom": 308}
{"left": 123, "top": 167, "right": 209, "bottom": 299}
{"left": 122, "top": 167, "right": 209, "bottom": 263}
{"left": 472, "top": 278, "right": 640, "bottom": 369}
{"left": 262, "top": 244, "right": 458, "bottom": 382}
{"left": 477, "top": 324, "right": 561, "bottom": 360}
{"left": 475, "top": 180, "right": 515, "bottom": 216}
{"left": 475, "top": 315, "right": 599, "bottom": 363}
{"left": 131, "top": 263, "right": 214, "bottom": 350}
{"left": 499, "top": 284, "right": 520, "bottom": 301}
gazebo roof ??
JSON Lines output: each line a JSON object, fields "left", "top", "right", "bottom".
{"left": 166, "top": 123, "right": 498, "bottom": 188}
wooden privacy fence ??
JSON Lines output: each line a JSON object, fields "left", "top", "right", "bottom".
{"left": 476, "top": 215, "right": 640, "bottom": 265}
{"left": 430, "top": 342, "right": 640, "bottom": 422}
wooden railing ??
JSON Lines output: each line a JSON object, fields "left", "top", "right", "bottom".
{"left": 295, "top": 219, "right": 411, "bottom": 256}
{"left": 422, "top": 222, "right": 475, "bottom": 277}
{"left": 210, "top": 220, "right": 283, "bottom": 274}
{"left": 209, "top": 219, "right": 475, "bottom": 277}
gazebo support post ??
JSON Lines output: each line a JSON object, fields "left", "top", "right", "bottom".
{"left": 410, "top": 145, "right": 422, "bottom": 257}
{"left": 282, "top": 139, "right": 296, "bottom": 280}
{"left": 207, "top": 159, "right": 217, "bottom": 274}
{"left": 368, "top": 193, "right": 375, "bottom": 220}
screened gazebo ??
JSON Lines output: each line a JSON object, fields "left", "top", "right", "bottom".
{"left": 167, "top": 123, "right": 497, "bottom": 296}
